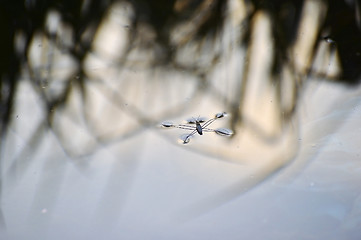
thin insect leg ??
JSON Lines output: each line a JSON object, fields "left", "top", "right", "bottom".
{"left": 175, "top": 124, "right": 197, "bottom": 131}
{"left": 202, "top": 112, "right": 227, "bottom": 128}
{"left": 201, "top": 127, "right": 216, "bottom": 132}
{"left": 201, "top": 117, "right": 217, "bottom": 128}
{"left": 183, "top": 129, "right": 198, "bottom": 143}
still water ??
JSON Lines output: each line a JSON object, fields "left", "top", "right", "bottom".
{"left": 1, "top": 1, "right": 361, "bottom": 239}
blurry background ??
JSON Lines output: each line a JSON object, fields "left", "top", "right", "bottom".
{"left": 1, "top": 0, "right": 361, "bottom": 239}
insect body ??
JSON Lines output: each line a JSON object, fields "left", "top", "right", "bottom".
{"left": 195, "top": 120, "right": 203, "bottom": 135}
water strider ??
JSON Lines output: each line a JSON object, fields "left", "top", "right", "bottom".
{"left": 161, "top": 112, "right": 233, "bottom": 144}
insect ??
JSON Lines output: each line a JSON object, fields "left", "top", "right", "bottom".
{"left": 161, "top": 112, "right": 233, "bottom": 144}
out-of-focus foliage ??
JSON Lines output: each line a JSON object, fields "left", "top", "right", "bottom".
{"left": 0, "top": 0, "right": 359, "bottom": 132}
{"left": 1, "top": 0, "right": 360, "bottom": 141}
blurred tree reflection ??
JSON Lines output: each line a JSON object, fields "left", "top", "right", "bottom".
{"left": 1, "top": 0, "right": 361, "bottom": 229}
{"left": 1, "top": 0, "right": 360, "bottom": 141}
